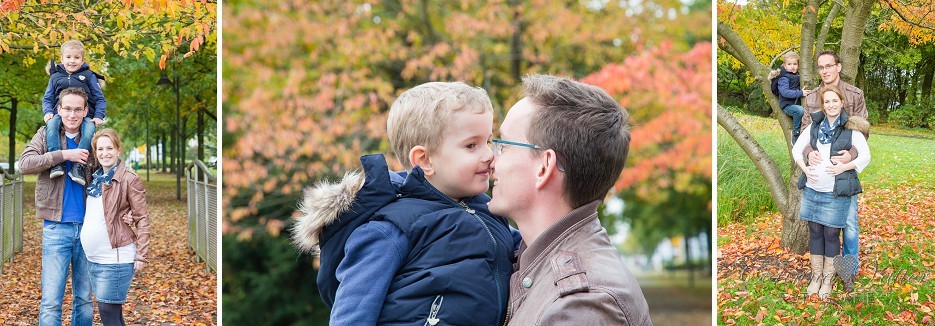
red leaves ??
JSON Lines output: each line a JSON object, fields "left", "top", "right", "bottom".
{"left": 719, "top": 185, "right": 935, "bottom": 324}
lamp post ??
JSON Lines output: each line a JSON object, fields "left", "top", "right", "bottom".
{"left": 157, "top": 72, "right": 182, "bottom": 201}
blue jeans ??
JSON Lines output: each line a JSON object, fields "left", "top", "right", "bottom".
{"left": 46, "top": 115, "right": 95, "bottom": 152}
{"left": 782, "top": 104, "right": 804, "bottom": 132}
{"left": 40, "top": 223, "right": 93, "bottom": 326}
{"left": 842, "top": 196, "right": 860, "bottom": 274}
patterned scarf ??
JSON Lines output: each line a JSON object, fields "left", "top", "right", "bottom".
{"left": 817, "top": 116, "right": 842, "bottom": 145}
{"left": 86, "top": 164, "right": 118, "bottom": 198}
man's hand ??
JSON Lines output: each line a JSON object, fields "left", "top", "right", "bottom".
{"left": 62, "top": 149, "right": 89, "bottom": 164}
{"left": 44, "top": 114, "right": 54, "bottom": 123}
{"left": 830, "top": 150, "right": 852, "bottom": 165}
{"left": 807, "top": 150, "right": 822, "bottom": 166}
{"left": 826, "top": 162, "right": 852, "bottom": 176}
{"left": 91, "top": 118, "right": 105, "bottom": 127}
{"left": 134, "top": 261, "right": 145, "bottom": 273}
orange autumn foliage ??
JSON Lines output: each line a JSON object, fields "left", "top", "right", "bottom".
{"left": 582, "top": 41, "right": 712, "bottom": 203}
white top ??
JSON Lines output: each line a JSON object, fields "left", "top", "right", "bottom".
{"left": 792, "top": 123, "right": 870, "bottom": 192}
{"left": 80, "top": 196, "right": 136, "bottom": 264}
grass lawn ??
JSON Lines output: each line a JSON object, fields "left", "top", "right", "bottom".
{"left": 717, "top": 112, "right": 935, "bottom": 325}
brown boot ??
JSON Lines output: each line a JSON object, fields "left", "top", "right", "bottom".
{"left": 807, "top": 255, "right": 822, "bottom": 296}
{"left": 819, "top": 256, "right": 835, "bottom": 299}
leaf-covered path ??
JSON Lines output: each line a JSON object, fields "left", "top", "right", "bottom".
{"left": 717, "top": 185, "right": 935, "bottom": 324}
{"left": 639, "top": 273, "right": 712, "bottom": 325}
{"left": 0, "top": 174, "right": 216, "bottom": 325}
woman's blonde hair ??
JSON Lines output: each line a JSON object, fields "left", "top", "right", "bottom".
{"left": 91, "top": 128, "right": 123, "bottom": 153}
{"left": 819, "top": 85, "right": 846, "bottom": 112}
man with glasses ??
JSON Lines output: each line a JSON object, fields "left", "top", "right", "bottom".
{"left": 489, "top": 74, "right": 651, "bottom": 325}
{"left": 20, "top": 87, "right": 94, "bottom": 325}
{"left": 800, "top": 50, "right": 867, "bottom": 292}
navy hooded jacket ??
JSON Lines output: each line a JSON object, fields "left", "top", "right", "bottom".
{"left": 42, "top": 62, "right": 107, "bottom": 119}
{"left": 292, "top": 154, "right": 516, "bottom": 325}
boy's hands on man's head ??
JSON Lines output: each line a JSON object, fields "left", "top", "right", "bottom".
{"left": 62, "top": 149, "right": 90, "bottom": 164}
{"left": 44, "top": 114, "right": 54, "bottom": 123}
{"left": 92, "top": 118, "right": 105, "bottom": 127}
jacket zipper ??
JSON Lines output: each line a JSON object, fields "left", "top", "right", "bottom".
{"left": 419, "top": 178, "right": 505, "bottom": 324}
{"left": 423, "top": 295, "right": 444, "bottom": 326}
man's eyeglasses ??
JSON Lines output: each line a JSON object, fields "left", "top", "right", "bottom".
{"left": 491, "top": 138, "right": 566, "bottom": 172}
{"left": 817, "top": 63, "right": 839, "bottom": 72}
{"left": 59, "top": 107, "right": 87, "bottom": 115}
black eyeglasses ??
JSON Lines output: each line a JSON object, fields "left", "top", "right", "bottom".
{"left": 491, "top": 138, "right": 566, "bottom": 172}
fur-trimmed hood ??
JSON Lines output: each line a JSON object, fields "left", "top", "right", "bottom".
{"left": 845, "top": 116, "right": 870, "bottom": 139}
{"left": 290, "top": 170, "right": 365, "bottom": 255}
{"left": 290, "top": 154, "right": 402, "bottom": 256}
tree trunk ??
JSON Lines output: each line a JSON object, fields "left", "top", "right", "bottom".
{"left": 509, "top": 0, "right": 523, "bottom": 82}
{"left": 684, "top": 230, "right": 694, "bottom": 288}
{"left": 800, "top": 0, "right": 821, "bottom": 85}
{"left": 8, "top": 98, "right": 17, "bottom": 174}
{"left": 198, "top": 100, "right": 205, "bottom": 162}
{"left": 161, "top": 133, "right": 168, "bottom": 173}
{"left": 838, "top": 0, "right": 875, "bottom": 83}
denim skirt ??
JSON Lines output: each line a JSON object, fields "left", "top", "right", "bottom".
{"left": 88, "top": 262, "right": 134, "bottom": 304}
{"left": 799, "top": 187, "right": 850, "bottom": 228}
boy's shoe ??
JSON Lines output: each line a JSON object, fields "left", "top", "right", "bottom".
{"left": 68, "top": 163, "right": 88, "bottom": 186}
{"left": 49, "top": 164, "right": 65, "bottom": 178}
{"left": 792, "top": 129, "right": 801, "bottom": 143}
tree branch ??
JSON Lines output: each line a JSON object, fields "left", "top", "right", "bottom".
{"left": 202, "top": 107, "right": 217, "bottom": 120}
{"left": 885, "top": 0, "right": 935, "bottom": 31}
{"left": 717, "top": 106, "right": 788, "bottom": 209}
{"left": 816, "top": 2, "right": 842, "bottom": 58}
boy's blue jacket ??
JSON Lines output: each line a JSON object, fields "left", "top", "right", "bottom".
{"left": 42, "top": 62, "right": 107, "bottom": 119}
{"left": 292, "top": 154, "right": 515, "bottom": 325}
{"left": 775, "top": 66, "right": 802, "bottom": 109}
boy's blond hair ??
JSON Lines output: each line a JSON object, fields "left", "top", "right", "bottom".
{"left": 61, "top": 40, "right": 86, "bottom": 55}
{"left": 783, "top": 51, "right": 799, "bottom": 62}
{"left": 387, "top": 82, "right": 493, "bottom": 170}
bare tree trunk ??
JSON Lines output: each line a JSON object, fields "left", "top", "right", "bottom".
{"left": 800, "top": 0, "right": 821, "bottom": 85}
{"left": 7, "top": 98, "right": 17, "bottom": 174}
{"left": 839, "top": 0, "right": 875, "bottom": 83}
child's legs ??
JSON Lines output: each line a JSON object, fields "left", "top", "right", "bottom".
{"left": 46, "top": 115, "right": 63, "bottom": 152}
{"left": 782, "top": 105, "right": 804, "bottom": 131}
{"left": 78, "top": 118, "right": 96, "bottom": 151}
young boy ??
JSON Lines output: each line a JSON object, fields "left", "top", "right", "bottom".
{"left": 42, "top": 40, "right": 107, "bottom": 185}
{"left": 770, "top": 52, "right": 808, "bottom": 141}
{"left": 292, "top": 82, "right": 517, "bottom": 325}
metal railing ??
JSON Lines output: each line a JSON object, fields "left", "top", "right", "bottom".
{"left": 0, "top": 169, "right": 24, "bottom": 275}
{"left": 186, "top": 160, "right": 217, "bottom": 273}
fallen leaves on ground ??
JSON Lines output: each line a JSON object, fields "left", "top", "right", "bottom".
{"left": 0, "top": 176, "right": 216, "bottom": 325}
{"left": 718, "top": 184, "right": 935, "bottom": 324}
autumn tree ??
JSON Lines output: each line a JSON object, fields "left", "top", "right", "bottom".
{"left": 583, "top": 42, "right": 713, "bottom": 278}
{"left": 717, "top": 0, "right": 935, "bottom": 253}
{"left": 222, "top": 0, "right": 710, "bottom": 323}
{"left": 0, "top": 0, "right": 217, "bottom": 172}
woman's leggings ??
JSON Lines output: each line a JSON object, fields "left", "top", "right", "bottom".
{"left": 809, "top": 221, "right": 841, "bottom": 257}
{"left": 99, "top": 303, "right": 126, "bottom": 326}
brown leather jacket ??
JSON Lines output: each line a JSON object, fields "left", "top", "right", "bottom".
{"left": 505, "top": 201, "right": 652, "bottom": 325}
{"left": 18, "top": 126, "right": 90, "bottom": 221}
{"left": 100, "top": 161, "right": 151, "bottom": 263}
{"left": 802, "top": 80, "right": 867, "bottom": 127}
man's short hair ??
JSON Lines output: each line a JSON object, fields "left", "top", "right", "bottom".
{"left": 58, "top": 87, "right": 89, "bottom": 107}
{"left": 62, "top": 40, "right": 85, "bottom": 55}
{"left": 817, "top": 50, "right": 841, "bottom": 65}
{"left": 387, "top": 82, "right": 493, "bottom": 170}
{"left": 522, "top": 74, "right": 631, "bottom": 208}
